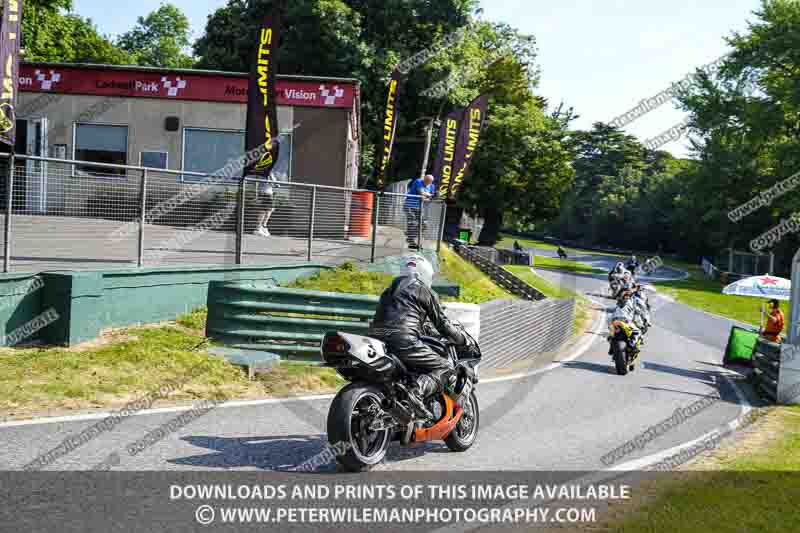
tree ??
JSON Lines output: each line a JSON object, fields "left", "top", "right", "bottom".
{"left": 21, "top": 0, "right": 133, "bottom": 64}
{"left": 193, "top": 1, "right": 575, "bottom": 242}
{"left": 673, "top": 0, "right": 800, "bottom": 269}
{"left": 193, "top": 0, "right": 478, "bottom": 180}
{"left": 459, "top": 100, "right": 576, "bottom": 245}
{"left": 117, "top": 3, "right": 194, "bottom": 68}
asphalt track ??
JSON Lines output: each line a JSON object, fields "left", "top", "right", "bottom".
{"left": 0, "top": 254, "right": 760, "bottom": 473}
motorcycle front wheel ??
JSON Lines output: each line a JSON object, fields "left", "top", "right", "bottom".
{"left": 327, "top": 384, "right": 391, "bottom": 472}
{"left": 445, "top": 390, "right": 479, "bottom": 452}
{"left": 611, "top": 340, "right": 629, "bottom": 375}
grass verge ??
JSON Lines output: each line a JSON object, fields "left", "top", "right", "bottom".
{"left": 532, "top": 255, "right": 605, "bottom": 275}
{"left": 439, "top": 246, "right": 515, "bottom": 304}
{"left": 287, "top": 253, "right": 513, "bottom": 305}
{"left": 654, "top": 264, "right": 780, "bottom": 327}
{"left": 604, "top": 406, "right": 800, "bottom": 532}
{"left": 497, "top": 233, "right": 629, "bottom": 258}
{"left": 286, "top": 262, "right": 394, "bottom": 296}
{"left": 0, "top": 316, "right": 344, "bottom": 420}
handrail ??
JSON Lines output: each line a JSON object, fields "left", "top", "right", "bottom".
{"left": 0, "top": 151, "right": 439, "bottom": 200}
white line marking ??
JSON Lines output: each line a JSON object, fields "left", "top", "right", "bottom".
{"left": 0, "top": 304, "right": 607, "bottom": 429}
{"left": 0, "top": 394, "right": 337, "bottom": 428}
{"left": 607, "top": 373, "right": 753, "bottom": 471}
{"left": 432, "top": 372, "right": 755, "bottom": 533}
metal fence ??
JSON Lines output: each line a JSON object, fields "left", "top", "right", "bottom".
{"left": 0, "top": 153, "right": 446, "bottom": 274}
{"left": 454, "top": 243, "right": 546, "bottom": 301}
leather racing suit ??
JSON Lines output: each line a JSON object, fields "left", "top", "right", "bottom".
{"left": 369, "top": 275, "right": 466, "bottom": 400}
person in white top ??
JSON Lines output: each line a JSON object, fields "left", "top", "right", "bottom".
{"left": 253, "top": 175, "right": 277, "bottom": 237}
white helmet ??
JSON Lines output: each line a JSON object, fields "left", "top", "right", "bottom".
{"left": 402, "top": 254, "right": 434, "bottom": 288}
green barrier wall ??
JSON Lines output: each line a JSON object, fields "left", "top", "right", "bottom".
{"left": 0, "top": 263, "right": 328, "bottom": 347}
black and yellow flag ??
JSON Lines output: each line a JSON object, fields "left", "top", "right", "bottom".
{"left": 432, "top": 108, "right": 464, "bottom": 199}
{"left": 0, "top": 0, "right": 22, "bottom": 147}
{"left": 374, "top": 68, "right": 402, "bottom": 190}
{"left": 447, "top": 94, "right": 488, "bottom": 200}
{"left": 244, "top": 2, "right": 284, "bottom": 177}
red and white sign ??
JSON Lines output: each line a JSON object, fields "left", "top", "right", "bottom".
{"left": 19, "top": 65, "right": 356, "bottom": 109}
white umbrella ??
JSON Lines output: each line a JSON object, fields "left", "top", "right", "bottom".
{"left": 723, "top": 274, "right": 790, "bottom": 334}
{"left": 722, "top": 274, "right": 791, "bottom": 301}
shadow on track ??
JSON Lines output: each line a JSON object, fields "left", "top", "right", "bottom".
{"left": 560, "top": 361, "right": 617, "bottom": 375}
{"left": 168, "top": 433, "right": 450, "bottom": 472}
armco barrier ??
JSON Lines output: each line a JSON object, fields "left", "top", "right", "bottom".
{"left": 206, "top": 282, "right": 482, "bottom": 363}
{"left": 453, "top": 243, "right": 546, "bottom": 301}
{"left": 753, "top": 337, "right": 780, "bottom": 402}
{"left": 206, "top": 283, "right": 379, "bottom": 361}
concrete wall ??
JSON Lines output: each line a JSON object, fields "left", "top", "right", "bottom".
{"left": 0, "top": 263, "right": 328, "bottom": 347}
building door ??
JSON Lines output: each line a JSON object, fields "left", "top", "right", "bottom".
{"left": 25, "top": 117, "right": 48, "bottom": 213}
{"left": 0, "top": 119, "right": 29, "bottom": 212}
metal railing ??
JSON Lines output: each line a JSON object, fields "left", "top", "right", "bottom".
{"left": 454, "top": 242, "right": 546, "bottom": 301}
{"left": 0, "top": 153, "right": 446, "bottom": 273}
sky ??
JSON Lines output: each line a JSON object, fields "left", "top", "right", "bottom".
{"left": 73, "top": 0, "right": 763, "bottom": 157}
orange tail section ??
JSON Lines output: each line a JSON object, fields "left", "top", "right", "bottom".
{"left": 413, "top": 394, "right": 463, "bottom": 443}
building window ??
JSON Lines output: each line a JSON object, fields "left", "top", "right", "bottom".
{"left": 182, "top": 128, "right": 245, "bottom": 180}
{"left": 182, "top": 128, "right": 292, "bottom": 181}
{"left": 140, "top": 150, "right": 168, "bottom": 169}
{"left": 74, "top": 123, "right": 128, "bottom": 176}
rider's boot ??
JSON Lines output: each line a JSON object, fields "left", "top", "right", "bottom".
{"left": 405, "top": 374, "right": 439, "bottom": 420}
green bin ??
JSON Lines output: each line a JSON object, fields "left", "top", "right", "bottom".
{"left": 458, "top": 229, "right": 472, "bottom": 242}
{"left": 723, "top": 326, "right": 759, "bottom": 365}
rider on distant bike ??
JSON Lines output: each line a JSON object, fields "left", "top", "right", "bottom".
{"left": 608, "top": 288, "right": 651, "bottom": 353}
{"left": 609, "top": 262, "right": 626, "bottom": 281}
{"left": 625, "top": 255, "right": 640, "bottom": 274}
{"left": 368, "top": 256, "right": 466, "bottom": 418}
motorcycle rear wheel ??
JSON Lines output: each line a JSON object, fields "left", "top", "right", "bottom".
{"left": 445, "top": 390, "right": 479, "bottom": 452}
{"left": 612, "top": 340, "right": 629, "bottom": 375}
{"left": 327, "top": 384, "right": 391, "bottom": 472}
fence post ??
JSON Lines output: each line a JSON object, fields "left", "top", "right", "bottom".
{"left": 436, "top": 201, "right": 447, "bottom": 254}
{"left": 236, "top": 178, "right": 246, "bottom": 265}
{"left": 370, "top": 192, "right": 380, "bottom": 263}
{"left": 3, "top": 154, "right": 14, "bottom": 273}
{"left": 307, "top": 186, "right": 317, "bottom": 262}
{"left": 417, "top": 200, "right": 424, "bottom": 249}
{"left": 137, "top": 168, "right": 148, "bottom": 268}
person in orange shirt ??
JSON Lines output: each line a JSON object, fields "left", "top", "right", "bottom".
{"left": 762, "top": 299, "right": 785, "bottom": 343}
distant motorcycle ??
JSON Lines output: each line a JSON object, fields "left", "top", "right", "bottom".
{"left": 321, "top": 322, "right": 481, "bottom": 472}
{"left": 608, "top": 319, "right": 645, "bottom": 375}
{"left": 557, "top": 247, "right": 568, "bottom": 260}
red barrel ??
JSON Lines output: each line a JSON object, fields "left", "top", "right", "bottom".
{"left": 349, "top": 191, "right": 374, "bottom": 238}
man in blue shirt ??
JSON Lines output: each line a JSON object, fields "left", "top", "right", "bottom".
{"left": 404, "top": 174, "right": 435, "bottom": 249}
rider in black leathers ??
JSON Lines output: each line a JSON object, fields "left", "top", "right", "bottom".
{"left": 368, "top": 258, "right": 466, "bottom": 417}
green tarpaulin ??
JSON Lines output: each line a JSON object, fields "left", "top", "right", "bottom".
{"left": 724, "top": 326, "right": 759, "bottom": 364}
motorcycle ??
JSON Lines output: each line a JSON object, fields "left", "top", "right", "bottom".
{"left": 607, "top": 319, "right": 646, "bottom": 375}
{"left": 321, "top": 323, "right": 481, "bottom": 472}
{"left": 608, "top": 274, "right": 626, "bottom": 299}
